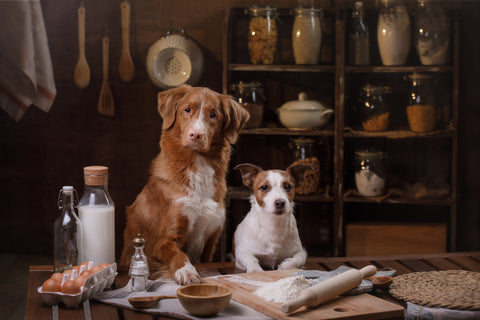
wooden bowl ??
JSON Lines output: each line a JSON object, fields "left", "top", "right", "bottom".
{"left": 176, "top": 284, "right": 232, "bottom": 317}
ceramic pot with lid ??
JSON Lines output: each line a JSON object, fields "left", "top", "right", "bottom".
{"left": 276, "top": 93, "right": 334, "bottom": 129}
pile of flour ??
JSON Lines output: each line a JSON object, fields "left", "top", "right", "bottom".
{"left": 255, "top": 276, "right": 311, "bottom": 303}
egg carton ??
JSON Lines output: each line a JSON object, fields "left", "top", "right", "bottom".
{"left": 37, "top": 263, "right": 117, "bottom": 308}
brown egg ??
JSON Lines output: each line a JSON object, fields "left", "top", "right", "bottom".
{"left": 42, "top": 279, "right": 61, "bottom": 292}
{"left": 61, "top": 280, "right": 82, "bottom": 294}
{"left": 100, "top": 263, "right": 110, "bottom": 269}
{"left": 90, "top": 265, "right": 103, "bottom": 274}
{"left": 80, "top": 261, "right": 90, "bottom": 270}
{"left": 73, "top": 275, "right": 86, "bottom": 287}
{"left": 62, "top": 269, "right": 72, "bottom": 279}
{"left": 71, "top": 266, "right": 80, "bottom": 274}
{"left": 82, "top": 270, "right": 93, "bottom": 279}
{"left": 50, "top": 273, "right": 63, "bottom": 283}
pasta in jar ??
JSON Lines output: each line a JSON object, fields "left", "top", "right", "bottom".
{"left": 247, "top": 6, "right": 278, "bottom": 64}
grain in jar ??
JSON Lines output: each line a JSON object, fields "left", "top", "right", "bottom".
{"left": 406, "top": 73, "right": 437, "bottom": 132}
{"left": 290, "top": 138, "right": 320, "bottom": 195}
{"left": 292, "top": 6, "right": 322, "bottom": 65}
{"left": 247, "top": 5, "right": 278, "bottom": 65}
{"left": 358, "top": 85, "right": 391, "bottom": 131}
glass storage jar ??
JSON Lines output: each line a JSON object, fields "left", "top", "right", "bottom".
{"left": 354, "top": 149, "right": 386, "bottom": 197}
{"left": 377, "top": 0, "right": 411, "bottom": 66}
{"left": 231, "top": 81, "right": 265, "bottom": 129}
{"left": 406, "top": 73, "right": 437, "bottom": 132}
{"left": 247, "top": 5, "right": 278, "bottom": 65}
{"left": 289, "top": 137, "right": 320, "bottom": 195}
{"left": 414, "top": 0, "right": 450, "bottom": 65}
{"left": 358, "top": 84, "right": 391, "bottom": 131}
{"left": 350, "top": 1, "right": 370, "bottom": 66}
{"left": 292, "top": 6, "right": 322, "bottom": 65}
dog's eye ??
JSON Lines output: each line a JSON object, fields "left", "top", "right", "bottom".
{"left": 210, "top": 111, "right": 217, "bottom": 118}
{"left": 184, "top": 107, "right": 191, "bottom": 113}
{"left": 260, "top": 185, "right": 269, "bottom": 193}
{"left": 284, "top": 183, "right": 292, "bottom": 192}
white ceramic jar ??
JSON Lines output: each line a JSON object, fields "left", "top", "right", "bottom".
{"left": 377, "top": 0, "right": 411, "bottom": 66}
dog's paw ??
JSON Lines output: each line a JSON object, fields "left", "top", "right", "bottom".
{"left": 174, "top": 262, "right": 203, "bottom": 285}
{"left": 246, "top": 264, "right": 264, "bottom": 273}
{"left": 278, "top": 258, "right": 301, "bottom": 270}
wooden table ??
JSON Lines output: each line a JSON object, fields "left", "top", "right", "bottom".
{"left": 26, "top": 252, "right": 480, "bottom": 320}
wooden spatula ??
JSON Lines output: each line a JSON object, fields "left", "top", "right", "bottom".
{"left": 74, "top": 3, "right": 90, "bottom": 89}
{"left": 98, "top": 35, "right": 114, "bottom": 117}
{"left": 119, "top": 0, "right": 135, "bottom": 82}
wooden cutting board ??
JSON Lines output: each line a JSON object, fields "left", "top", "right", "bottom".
{"left": 206, "top": 269, "right": 404, "bottom": 320}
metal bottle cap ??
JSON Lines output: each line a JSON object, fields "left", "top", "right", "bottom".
{"left": 132, "top": 233, "right": 145, "bottom": 247}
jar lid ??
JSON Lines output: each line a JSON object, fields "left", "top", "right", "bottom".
{"left": 362, "top": 84, "right": 391, "bottom": 94}
{"left": 83, "top": 166, "right": 109, "bottom": 186}
{"left": 231, "top": 81, "right": 263, "bottom": 92}
{"left": 407, "top": 72, "right": 432, "bottom": 80}
{"left": 247, "top": 5, "right": 278, "bottom": 16}
{"left": 293, "top": 6, "right": 322, "bottom": 15}
{"left": 133, "top": 233, "right": 145, "bottom": 247}
{"left": 292, "top": 137, "right": 315, "bottom": 146}
{"left": 355, "top": 149, "right": 385, "bottom": 159}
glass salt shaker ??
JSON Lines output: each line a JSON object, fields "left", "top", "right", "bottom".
{"left": 354, "top": 149, "right": 386, "bottom": 197}
{"left": 292, "top": 6, "right": 322, "bottom": 65}
{"left": 54, "top": 186, "right": 83, "bottom": 273}
{"left": 414, "top": 0, "right": 450, "bottom": 66}
{"left": 246, "top": 5, "right": 278, "bottom": 64}
{"left": 289, "top": 137, "right": 320, "bottom": 195}
{"left": 129, "top": 233, "right": 150, "bottom": 291}
{"left": 231, "top": 81, "right": 265, "bottom": 128}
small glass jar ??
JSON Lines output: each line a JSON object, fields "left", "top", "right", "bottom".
{"left": 350, "top": 1, "right": 370, "bottom": 66}
{"left": 406, "top": 73, "right": 437, "bottom": 132}
{"left": 414, "top": 0, "right": 450, "bottom": 66}
{"left": 231, "top": 81, "right": 265, "bottom": 128}
{"left": 358, "top": 85, "right": 391, "bottom": 131}
{"left": 354, "top": 149, "right": 386, "bottom": 197}
{"left": 289, "top": 137, "right": 320, "bottom": 195}
{"left": 292, "top": 6, "right": 322, "bottom": 65}
{"left": 377, "top": 0, "right": 411, "bottom": 66}
{"left": 246, "top": 5, "right": 278, "bottom": 64}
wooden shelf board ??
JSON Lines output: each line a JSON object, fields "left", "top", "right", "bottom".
{"left": 229, "top": 64, "right": 335, "bottom": 73}
{"left": 343, "top": 196, "right": 454, "bottom": 206}
{"left": 241, "top": 127, "right": 334, "bottom": 136}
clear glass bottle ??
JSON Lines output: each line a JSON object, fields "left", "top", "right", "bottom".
{"left": 292, "top": 6, "right": 322, "bottom": 65}
{"left": 129, "top": 233, "right": 150, "bottom": 291}
{"left": 290, "top": 137, "right": 320, "bottom": 195}
{"left": 79, "top": 166, "right": 115, "bottom": 264}
{"left": 54, "top": 186, "right": 83, "bottom": 273}
{"left": 414, "top": 0, "right": 450, "bottom": 66}
{"left": 354, "top": 149, "right": 386, "bottom": 197}
{"left": 350, "top": 1, "right": 370, "bottom": 65}
{"left": 246, "top": 5, "right": 278, "bottom": 64}
{"left": 358, "top": 84, "right": 391, "bottom": 131}
{"left": 377, "top": 0, "right": 411, "bottom": 66}
{"left": 406, "top": 73, "right": 437, "bottom": 132}
{"left": 231, "top": 81, "right": 265, "bottom": 128}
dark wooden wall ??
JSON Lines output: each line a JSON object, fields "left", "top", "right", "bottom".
{"left": 0, "top": 0, "right": 479, "bottom": 259}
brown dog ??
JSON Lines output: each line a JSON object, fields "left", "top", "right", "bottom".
{"left": 120, "top": 85, "right": 249, "bottom": 285}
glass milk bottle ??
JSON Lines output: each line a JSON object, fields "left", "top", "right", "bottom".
{"left": 377, "top": 0, "right": 411, "bottom": 66}
{"left": 79, "top": 166, "right": 115, "bottom": 264}
{"left": 54, "top": 186, "right": 83, "bottom": 272}
{"left": 350, "top": 1, "right": 370, "bottom": 65}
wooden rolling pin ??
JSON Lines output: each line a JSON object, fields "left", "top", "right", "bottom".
{"left": 281, "top": 265, "right": 377, "bottom": 314}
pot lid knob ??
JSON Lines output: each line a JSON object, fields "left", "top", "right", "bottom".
{"left": 298, "top": 92, "right": 308, "bottom": 101}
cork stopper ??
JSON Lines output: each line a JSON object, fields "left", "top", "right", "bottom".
{"left": 83, "top": 166, "right": 109, "bottom": 186}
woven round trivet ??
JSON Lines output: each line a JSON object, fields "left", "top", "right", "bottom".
{"left": 389, "top": 270, "right": 480, "bottom": 310}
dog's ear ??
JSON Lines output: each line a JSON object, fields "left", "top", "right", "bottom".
{"left": 286, "top": 164, "right": 313, "bottom": 186}
{"left": 157, "top": 85, "right": 192, "bottom": 130}
{"left": 221, "top": 95, "right": 250, "bottom": 144}
{"left": 234, "top": 163, "right": 263, "bottom": 189}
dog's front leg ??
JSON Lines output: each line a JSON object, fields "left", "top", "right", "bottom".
{"left": 235, "top": 249, "right": 263, "bottom": 273}
{"left": 154, "top": 241, "right": 203, "bottom": 285}
{"left": 277, "top": 249, "right": 307, "bottom": 270}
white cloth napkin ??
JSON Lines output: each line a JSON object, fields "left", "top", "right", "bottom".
{"left": 0, "top": 0, "right": 56, "bottom": 121}
{"left": 94, "top": 279, "right": 272, "bottom": 320}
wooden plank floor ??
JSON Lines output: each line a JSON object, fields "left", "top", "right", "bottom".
{"left": 0, "top": 253, "right": 51, "bottom": 320}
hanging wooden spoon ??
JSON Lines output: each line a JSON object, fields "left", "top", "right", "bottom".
{"left": 119, "top": 0, "right": 135, "bottom": 82}
{"left": 98, "top": 35, "right": 114, "bottom": 117}
{"left": 128, "top": 295, "right": 177, "bottom": 309}
{"left": 74, "top": 3, "right": 90, "bottom": 89}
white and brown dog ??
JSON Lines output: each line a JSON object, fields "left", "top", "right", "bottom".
{"left": 120, "top": 85, "right": 249, "bottom": 285}
{"left": 233, "top": 163, "right": 311, "bottom": 273}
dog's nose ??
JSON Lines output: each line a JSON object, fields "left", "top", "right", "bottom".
{"left": 275, "top": 199, "right": 285, "bottom": 209}
{"left": 188, "top": 131, "right": 203, "bottom": 141}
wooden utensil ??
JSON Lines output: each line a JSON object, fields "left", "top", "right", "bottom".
{"left": 119, "top": 0, "right": 135, "bottom": 82}
{"left": 128, "top": 295, "right": 177, "bottom": 309}
{"left": 98, "top": 35, "right": 114, "bottom": 117}
{"left": 281, "top": 265, "right": 377, "bottom": 314}
{"left": 74, "top": 3, "right": 90, "bottom": 89}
